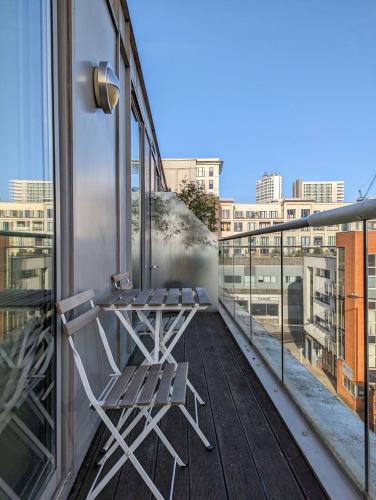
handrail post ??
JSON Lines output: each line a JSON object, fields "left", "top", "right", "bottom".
{"left": 363, "top": 219, "right": 370, "bottom": 493}
{"left": 281, "top": 231, "right": 284, "bottom": 383}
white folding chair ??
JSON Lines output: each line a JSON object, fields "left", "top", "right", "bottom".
{"left": 56, "top": 290, "right": 212, "bottom": 500}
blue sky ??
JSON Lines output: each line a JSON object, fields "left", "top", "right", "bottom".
{"left": 127, "top": 0, "right": 376, "bottom": 203}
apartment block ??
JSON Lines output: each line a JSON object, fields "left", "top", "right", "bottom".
{"left": 292, "top": 179, "right": 345, "bottom": 203}
{"left": 220, "top": 197, "right": 351, "bottom": 249}
{"left": 162, "top": 158, "right": 223, "bottom": 196}
{"left": 9, "top": 179, "right": 54, "bottom": 203}
{"left": 256, "top": 173, "right": 283, "bottom": 203}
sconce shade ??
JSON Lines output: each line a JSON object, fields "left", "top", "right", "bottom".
{"left": 93, "top": 61, "right": 120, "bottom": 114}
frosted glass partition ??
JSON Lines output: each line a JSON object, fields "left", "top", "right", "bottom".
{"left": 151, "top": 192, "right": 218, "bottom": 309}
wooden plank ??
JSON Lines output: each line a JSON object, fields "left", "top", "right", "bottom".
{"left": 120, "top": 365, "right": 149, "bottom": 407}
{"left": 165, "top": 288, "right": 179, "bottom": 306}
{"left": 136, "top": 364, "right": 162, "bottom": 406}
{"left": 204, "top": 313, "right": 305, "bottom": 499}
{"left": 148, "top": 288, "right": 166, "bottom": 306}
{"left": 111, "top": 272, "right": 130, "bottom": 283}
{"left": 132, "top": 289, "right": 152, "bottom": 306}
{"left": 56, "top": 289, "right": 95, "bottom": 314}
{"left": 112, "top": 289, "right": 140, "bottom": 307}
{"left": 195, "top": 287, "right": 211, "bottom": 306}
{"left": 102, "top": 366, "right": 137, "bottom": 409}
{"left": 185, "top": 316, "right": 226, "bottom": 500}
{"left": 63, "top": 305, "right": 100, "bottom": 336}
{"left": 97, "top": 288, "right": 127, "bottom": 307}
{"left": 196, "top": 315, "right": 266, "bottom": 499}
{"left": 170, "top": 362, "right": 188, "bottom": 405}
{"left": 181, "top": 288, "right": 194, "bottom": 306}
{"left": 154, "top": 363, "right": 175, "bottom": 406}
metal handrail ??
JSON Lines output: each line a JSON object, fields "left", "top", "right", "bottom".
{"left": 220, "top": 198, "right": 376, "bottom": 241}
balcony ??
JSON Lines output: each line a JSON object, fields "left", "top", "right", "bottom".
{"left": 69, "top": 312, "right": 326, "bottom": 499}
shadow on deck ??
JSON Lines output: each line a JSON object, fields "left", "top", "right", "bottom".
{"left": 69, "top": 312, "right": 327, "bottom": 499}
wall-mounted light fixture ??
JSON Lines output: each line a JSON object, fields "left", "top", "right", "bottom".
{"left": 93, "top": 61, "right": 120, "bottom": 114}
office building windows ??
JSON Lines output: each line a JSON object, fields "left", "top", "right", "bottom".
{"left": 209, "top": 166, "right": 214, "bottom": 177}
{"left": 221, "top": 209, "right": 230, "bottom": 219}
{"left": 209, "top": 180, "right": 214, "bottom": 190}
{"left": 287, "top": 209, "right": 296, "bottom": 219}
{"left": 196, "top": 167, "right": 205, "bottom": 177}
{"left": 234, "top": 222, "right": 243, "bottom": 232}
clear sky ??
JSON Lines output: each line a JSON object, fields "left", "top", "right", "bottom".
{"left": 127, "top": 0, "right": 376, "bottom": 203}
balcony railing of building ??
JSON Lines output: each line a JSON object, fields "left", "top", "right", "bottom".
{"left": 219, "top": 198, "right": 376, "bottom": 497}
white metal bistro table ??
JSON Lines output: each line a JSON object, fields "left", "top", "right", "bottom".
{"left": 99, "top": 287, "right": 211, "bottom": 406}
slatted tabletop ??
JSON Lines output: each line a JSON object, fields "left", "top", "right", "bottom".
{"left": 99, "top": 287, "right": 211, "bottom": 309}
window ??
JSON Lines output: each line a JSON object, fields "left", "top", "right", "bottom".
{"left": 301, "top": 236, "right": 310, "bottom": 246}
{"left": 224, "top": 275, "right": 242, "bottom": 283}
{"left": 285, "top": 276, "right": 302, "bottom": 284}
{"left": 246, "top": 210, "right": 253, "bottom": 218}
{"left": 260, "top": 236, "right": 269, "bottom": 246}
{"left": 328, "top": 235, "right": 336, "bottom": 246}
{"left": 221, "top": 222, "right": 231, "bottom": 232}
{"left": 196, "top": 179, "right": 205, "bottom": 188}
{"left": 316, "top": 268, "right": 330, "bottom": 278}
{"left": 196, "top": 167, "right": 205, "bottom": 177}
{"left": 274, "top": 236, "right": 281, "bottom": 246}
{"left": 234, "top": 222, "right": 243, "bottom": 232}
{"left": 301, "top": 209, "right": 310, "bottom": 218}
{"left": 259, "top": 222, "right": 270, "bottom": 228}
{"left": 234, "top": 211, "right": 244, "bottom": 218}
{"left": 286, "top": 236, "right": 296, "bottom": 246}
{"left": 258, "top": 211, "right": 267, "bottom": 219}
{"left": 269, "top": 211, "right": 278, "bottom": 218}
{"left": 0, "top": 3, "right": 56, "bottom": 496}
{"left": 287, "top": 209, "right": 296, "bottom": 218}
{"left": 314, "top": 236, "right": 323, "bottom": 246}
{"left": 222, "top": 209, "right": 230, "bottom": 219}
{"left": 251, "top": 303, "right": 279, "bottom": 316}
{"left": 257, "top": 275, "right": 277, "bottom": 283}
{"left": 247, "top": 222, "right": 256, "bottom": 231}
{"left": 208, "top": 180, "right": 214, "bottom": 190}
{"left": 209, "top": 166, "right": 214, "bottom": 177}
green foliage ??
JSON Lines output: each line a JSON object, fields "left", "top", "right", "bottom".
{"left": 176, "top": 180, "right": 218, "bottom": 232}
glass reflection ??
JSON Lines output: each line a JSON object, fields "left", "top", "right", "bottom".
{"left": 131, "top": 111, "right": 141, "bottom": 288}
{"left": 0, "top": 1, "right": 55, "bottom": 498}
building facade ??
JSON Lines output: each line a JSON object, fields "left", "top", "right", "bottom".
{"left": 220, "top": 197, "right": 352, "bottom": 249}
{"left": 0, "top": 2, "right": 168, "bottom": 499}
{"left": 162, "top": 157, "right": 223, "bottom": 196}
{"left": 255, "top": 173, "right": 283, "bottom": 203}
{"left": 9, "top": 180, "right": 54, "bottom": 203}
{"left": 292, "top": 179, "right": 345, "bottom": 203}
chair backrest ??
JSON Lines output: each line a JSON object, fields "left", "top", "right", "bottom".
{"left": 55, "top": 290, "right": 121, "bottom": 405}
{"left": 111, "top": 272, "right": 133, "bottom": 290}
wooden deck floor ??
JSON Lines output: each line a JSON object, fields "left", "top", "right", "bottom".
{"left": 69, "top": 312, "right": 327, "bottom": 500}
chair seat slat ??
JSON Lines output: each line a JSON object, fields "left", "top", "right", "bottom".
{"left": 154, "top": 364, "right": 175, "bottom": 406}
{"left": 120, "top": 365, "right": 149, "bottom": 407}
{"left": 136, "top": 364, "right": 162, "bottom": 406}
{"left": 171, "top": 362, "right": 188, "bottom": 405}
{"left": 102, "top": 366, "right": 137, "bottom": 409}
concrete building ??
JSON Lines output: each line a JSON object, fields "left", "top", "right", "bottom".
{"left": 162, "top": 158, "right": 223, "bottom": 196}
{"left": 292, "top": 179, "right": 345, "bottom": 203}
{"left": 9, "top": 180, "right": 54, "bottom": 203}
{"left": 256, "top": 173, "right": 283, "bottom": 203}
{"left": 220, "top": 197, "right": 352, "bottom": 249}
{"left": 303, "top": 254, "right": 338, "bottom": 380}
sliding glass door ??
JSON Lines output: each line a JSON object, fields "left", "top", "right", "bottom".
{"left": 0, "top": 1, "right": 56, "bottom": 498}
